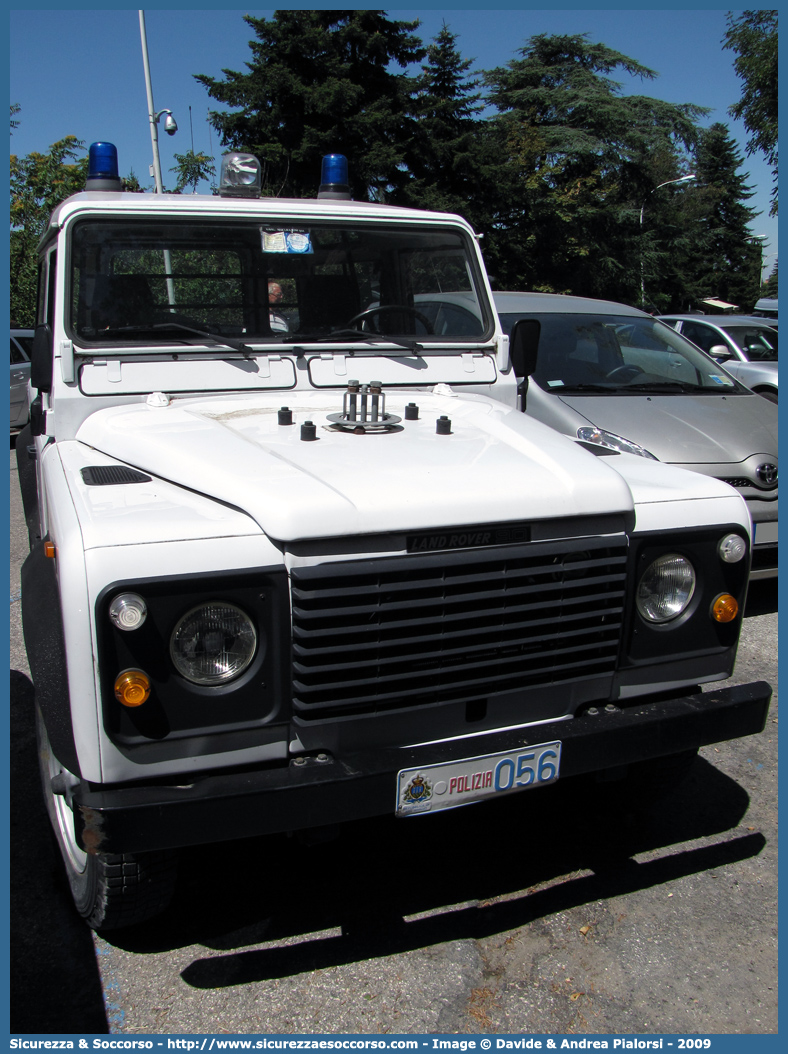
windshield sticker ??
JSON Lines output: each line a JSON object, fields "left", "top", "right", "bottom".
{"left": 261, "top": 229, "right": 313, "bottom": 254}
{"left": 709, "top": 374, "right": 735, "bottom": 386}
{"left": 547, "top": 379, "right": 565, "bottom": 387}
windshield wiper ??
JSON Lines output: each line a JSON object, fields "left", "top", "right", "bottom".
{"left": 623, "top": 381, "right": 703, "bottom": 393}
{"left": 556, "top": 383, "right": 617, "bottom": 392}
{"left": 98, "top": 321, "right": 256, "bottom": 355}
{"left": 281, "top": 328, "right": 421, "bottom": 352}
{"left": 151, "top": 322, "right": 255, "bottom": 355}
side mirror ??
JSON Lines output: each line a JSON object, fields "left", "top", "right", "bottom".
{"left": 30, "top": 323, "right": 54, "bottom": 393}
{"left": 509, "top": 318, "right": 540, "bottom": 379}
{"left": 29, "top": 393, "right": 46, "bottom": 437}
{"left": 708, "top": 343, "right": 732, "bottom": 361}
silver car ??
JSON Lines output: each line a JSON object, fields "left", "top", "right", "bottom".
{"left": 658, "top": 314, "right": 778, "bottom": 403}
{"left": 10, "top": 329, "right": 33, "bottom": 430}
{"left": 493, "top": 292, "right": 778, "bottom": 580}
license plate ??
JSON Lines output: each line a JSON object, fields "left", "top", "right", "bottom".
{"left": 755, "top": 521, "right": 778, "bottom": 544}
{"left": 396, "top": 740, "right": 561, "bottom": 816}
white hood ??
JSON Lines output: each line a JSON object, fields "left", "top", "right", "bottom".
{"left": 76, "top": 391, "right": 639, "bottom": 541}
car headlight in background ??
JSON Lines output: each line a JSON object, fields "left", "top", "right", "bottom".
{"left": 636, "top": 553, "right": 696, "bottom": 623}
{"left": 577, "top": 426, "right": 658, "bottom": 460}
{"left": 170, "top": 602, "right": 257, "bottom": 685}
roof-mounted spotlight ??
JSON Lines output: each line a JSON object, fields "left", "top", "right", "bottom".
{"left": 219, "top": 152, "right": 262, "bottom": 197}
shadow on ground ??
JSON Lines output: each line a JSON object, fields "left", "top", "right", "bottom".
{"left": 10, "top": 670, "right": 109, "bottom": 1034}
{"left": 101, "top": 742, "right": 761, "bottom": 991}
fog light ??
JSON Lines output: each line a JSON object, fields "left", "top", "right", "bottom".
{"left": 114, "top": 669, "right": 151, "bottom": 707}
{"left": 711, "top": 594, "right": 739, "bottom": 623}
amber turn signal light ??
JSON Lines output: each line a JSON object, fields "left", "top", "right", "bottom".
{"left": 711, "top": 594, "right": 739, "bottom": 623}
{"left": 114, "top": 669, "right": 151, "bottom": 707}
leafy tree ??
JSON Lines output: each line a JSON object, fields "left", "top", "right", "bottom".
{"left": 724, "top": 10, "right": 778, "bottom": 215}
{"left": 397, "top": 24, "right": 489, "bottom": 221}
{"left": 10, "top": 103, "right": 20, "bottom": 134}
{"left": 170, "top": 149, "right": 216, "bottom": 193}
{"left": 10, "top": 136, "right": 88, "bottom": 325}
{"left": 195, "top": 10, "right": 424, "bottom": 201}
{"left": 482, "top": 34, "right": 706, "bottom": 302}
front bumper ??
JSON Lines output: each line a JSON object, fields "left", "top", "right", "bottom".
{"left": 74, "top": 681, "right": 772, "bottom": 855}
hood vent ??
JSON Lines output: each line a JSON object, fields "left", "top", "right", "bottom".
{"left": 81, "top": 466, "right": 152, "bottom": 486}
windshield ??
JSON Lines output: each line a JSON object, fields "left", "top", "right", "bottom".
{"left": 725, "top": 325, "right": 778, "bottom": 361}
{"left": 498, "top": 312, "right": 746, "bottom": 394}
{"left": 69, "top": 218, "right": 490, "bottom": 347}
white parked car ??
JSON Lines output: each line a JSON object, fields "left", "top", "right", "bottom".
{"left": 16, "top": 144, "right": 771, "bottom": 930}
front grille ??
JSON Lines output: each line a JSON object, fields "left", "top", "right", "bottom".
{"left": 717, "top": 476, "right": 778, "bottom": 492}
{"left": 291, "top": 536, "right": 628, "bottom": 720}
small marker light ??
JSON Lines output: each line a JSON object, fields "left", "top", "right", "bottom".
{"left": 109, "top": 593, "right": 147, "bottom": 631}
{"left": 114, "top": 669, "right": 151, "bottom": 707}
{"left": 711, "top": 594, "right": 739, "bottom": 623}
{"left": 44, "top": 542, "right": 57, "bottom": 559}
{"left": 717, "top": 534, "right": 746, "bottom": 564}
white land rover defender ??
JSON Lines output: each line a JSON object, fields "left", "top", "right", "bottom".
{"left": 18, "top": 145, "right": 771, "bottom": 929}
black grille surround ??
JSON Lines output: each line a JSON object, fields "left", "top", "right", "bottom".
{"left": 291, "top": 535, "right": 628, "bottom": 721}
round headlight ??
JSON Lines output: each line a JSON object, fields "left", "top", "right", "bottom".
{"left": 170, "top": 602, "right": 257, "bottom": 685}
{"left": 636, "top": 553, "right": 696, "bottom": 623}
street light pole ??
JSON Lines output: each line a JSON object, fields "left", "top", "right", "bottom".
{"left": 139, "top": 10, "right": 164, "bottom": 194}
{"left": 752, "top": 234, "right": 768, "bottom": 289}
{"left": 139, "top": 9, "right": 177, "bottom": 306}
{"left": 640, "top": 174, "right": 696, "bottom": 311}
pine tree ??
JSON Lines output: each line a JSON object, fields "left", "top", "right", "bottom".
{"left": 684, "top": 123, "right": 760, "bottom": 310}
{"left": 724, "top": 10, "right": 778, "bottom": 215}
{"left": 195, "top": 10, "right": 424, "bottom": 201}
{"left": 482, "top": 34, "right": 706, "bottom": 302}
{"left": 398, "top": 24, "right": 488, "bottom": 221}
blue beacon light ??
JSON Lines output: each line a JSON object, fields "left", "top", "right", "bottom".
{"left": 86, "top": 142, "right": 122, "bottom": 191}
{"left": 318, "top": 154, "right": 351, "bottom": 200}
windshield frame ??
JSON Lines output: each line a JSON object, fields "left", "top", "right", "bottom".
{"left": 65, "top": 214, "right": 496, "bottom": 353}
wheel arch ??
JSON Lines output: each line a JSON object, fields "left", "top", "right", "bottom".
{"left": 21, "top": 540, "right": 81, "bottom": 777}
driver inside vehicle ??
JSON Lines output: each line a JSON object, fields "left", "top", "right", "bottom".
{"left": 268, "top": 281, "right": 290, "bottom": 333}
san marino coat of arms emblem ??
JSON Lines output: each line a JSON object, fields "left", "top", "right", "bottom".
{"left": 402, "top": 774, "right": 432, "bottom": 806}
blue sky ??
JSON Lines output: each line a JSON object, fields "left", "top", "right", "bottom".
{"left": 9, "top": 5, "right": 778, "bottom": 279}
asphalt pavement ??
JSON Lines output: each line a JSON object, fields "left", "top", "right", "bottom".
{"left": 9, "top": 445, "right": 778, "bottom": 1036}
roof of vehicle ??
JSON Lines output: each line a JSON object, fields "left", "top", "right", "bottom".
{"left": 44, "top": 190, "right": 477, "bottom": 239}
{"left": 493, "top": 291, "right": 646, "bottom": 318}
{"left": 658, "top": 314, "right": 778, "bottom": 329}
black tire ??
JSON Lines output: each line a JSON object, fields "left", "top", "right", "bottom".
{"left": 752, "top": 386, "right": 778, "bottom": 404}
{"left": 36, "top": 707, "right": 178, "bottom": 930}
